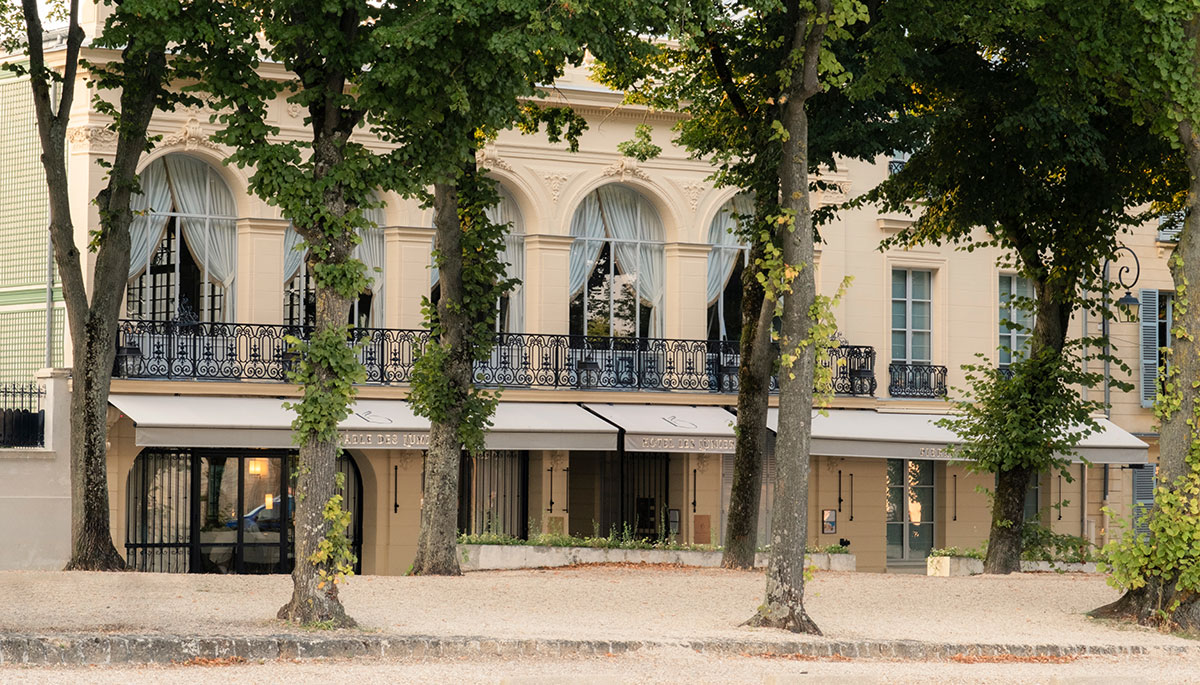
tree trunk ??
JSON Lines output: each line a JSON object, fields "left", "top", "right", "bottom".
{"left": 983, "top": 278, "right": 1070, "bottom": 574}
{"left": 21, "top": 1, "right": 167, "bottom": 572}
{"left": 983, "top": 464, "right": 1032, "bottom": 574}
{"left": 745, "top": 4, "right": 826, "bottom": 634}
{"left": 722, "top": 239, "right": 773, "bottom": 569}
{"left": 278, "top": 284, "right": 356, "bottom": 627}
{"left": 1095, "top": 101, "right": 1200, "bottom": 626}
{"left": 411, "top": 180, "right": 469, "bottom": 576}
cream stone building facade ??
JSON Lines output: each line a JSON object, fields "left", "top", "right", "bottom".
{"left": 0, "top": 11, "right": 1163, "bottom": 574}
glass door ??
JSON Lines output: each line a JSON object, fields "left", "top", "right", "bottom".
{"left": 886, "top": 459, "right": 935, "bottom": 561}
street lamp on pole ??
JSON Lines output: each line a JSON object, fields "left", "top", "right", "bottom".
{"left": 1102, "top": 245, "right": 1141, "bottom": 414}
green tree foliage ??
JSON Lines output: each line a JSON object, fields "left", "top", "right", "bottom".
{"left": 1077, "top": 0, "right": 1200, "bottom": 632}
{"left": 191, "top": 0, "right": 424, "bottom": 626}
{"left": 1, "top": 0, "right": 240, "bottom": 571}
{"left": 860, "top": 0, "right": 1183, "bottom": 574}
{"left": 600, "top": 0, "right": 911, "bottom": 573}
{"left": 363, "top": 0, "right": 663, "bottom": 577}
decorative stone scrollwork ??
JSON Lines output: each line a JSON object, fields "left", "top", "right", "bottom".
{"left": 601, "top": 158, "right": 651, "bottom": 182}
{"left": 541, "top": 172, "right": 571, "bottom": 202}
{"left": 814, "top": 176, "right": 852, "bottom": 206}
{"left": 160, "top": 117, "right": 222, "bottom": 152}
{"left": 476, "top": 143, "right": 514, "bottom": 172}
{"left": 66, "top": 125, "right": 119, "bottom": 150}
{"left": 679, "top": 181, "right": 706, "bottom": 211}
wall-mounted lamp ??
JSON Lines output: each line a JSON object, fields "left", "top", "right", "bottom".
{"left": 264, "top": 493, "right": 274, "bottom": 510}
{"left": 248, "top": 458, "right": 265, "bottom": 476}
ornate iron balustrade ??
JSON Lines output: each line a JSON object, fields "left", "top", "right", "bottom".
{"left": 115, "top": 320, "right": 877, "bottom": 396}
{"left": 887, "top": 362, "right": 948, "bottom": 398}
{"left": 0, "top": 382, "right": 44, "bottom": 448}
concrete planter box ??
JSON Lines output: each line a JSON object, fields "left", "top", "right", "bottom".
{"left": 1020, "top": 560, "right": 1099, "bottom": 573}
{"left": 458, "top": 544, "right": 856, "bottom": 572}
{"left": 927, "top": 556, "right": 984, "bottom": 576}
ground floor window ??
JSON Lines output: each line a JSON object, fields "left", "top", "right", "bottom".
{"left": 458, "top": 450, "right": 529, "bottom": 539}
{"left": 886, "top": 458, "right": 935, "bottom": 561}
{"left": 568, "top": 451, "right": 670, "bottom": 540}
{"left": 125, "top": 448, "right": 361, "bottom": 574}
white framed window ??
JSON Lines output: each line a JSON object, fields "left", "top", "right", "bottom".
{"left": 284, "top": 200, "right": 385, "bottom": 328}
{"left": 891, "top": 268, "right": 932, "bottom": 364}
{"left": 126, "top": 155, "right": 237, "bottom": 323}
{"left": 706, "top": 195, "right": 752, "bottom": 342}
{"left": 567, "top": 185, "right": 665, "bottom": 338}
{"left": 999, "top": 274, "right": 1034, "bottom": 367}
{"left": 429, "top": 186, "right": 525, "bottom": 333}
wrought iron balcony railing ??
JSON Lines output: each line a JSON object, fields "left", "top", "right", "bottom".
{"left": 114, "top": 319, "right": 876, "bottom": 396}
{"left": 887, "top": 362, "right": 948, "bottom": 398}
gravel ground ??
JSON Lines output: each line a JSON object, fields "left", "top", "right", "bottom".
{"left": 3, "top": 649, "right": 1199, "bottom": 684}
{"left": 0, "top": 566, "right": 1189, "bottom": 649}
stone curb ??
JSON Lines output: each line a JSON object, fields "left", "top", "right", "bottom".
{"left": 0, "top": 633, "right": 1191, "bottom": 666}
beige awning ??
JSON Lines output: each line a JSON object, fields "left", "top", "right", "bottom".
{"left": 582, "top": 403, "right": 737, "bottom": 453}
{"left": 109, "top": 395, "right": 617, "bottom": 451}
{"left": 764, "top": 408, "right": 1148, "bottom": 464}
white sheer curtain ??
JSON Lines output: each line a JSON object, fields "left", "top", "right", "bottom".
{"left": 567, "top": 193, "right": 606, "bottom": 301}
{"left": 354, "top": 203, "right": 387, "bottom": 324}
{"left": 283, "top": 225, "right": 306, "bottom": 282}
{"left": 163, "top": 155, "right": 238, "bottom": 320}
{"left": 127, "top": 160, "right": 172, "bottom": 279}
{"left": 596, "top": 185, "right": 665, "bottom": 337}
{"left": 706, "top": 194, "right": 752, "bottom": 338}
{"left": 487, "top": 187, "right": 524, "bottom": 332}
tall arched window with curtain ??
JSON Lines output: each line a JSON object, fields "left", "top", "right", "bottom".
{"left": 430, "top": 185, "right": 525, "bottom": 333}
{"left": 567, "top": 185, "right": 665, "bottom": 338}
{"left": 283, "top": 200, "right": 386, "bottom": 328}
{"left": 126, "top": 155, "right": 238, "bottom": 323}
{"left": 707, "top": 195, "right": 753, "bottom": 342}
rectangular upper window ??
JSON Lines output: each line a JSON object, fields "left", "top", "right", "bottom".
{"left": 891, "top": 268, "right": 932, "bottom": 364}
{"left": 999, "top": 274, "right": 1034, "bottom": 367}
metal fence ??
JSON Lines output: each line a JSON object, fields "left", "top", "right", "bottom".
{"left": 0, "top": 382, "right": 44, "bottom": 448}
{"left": 115, "top": 319, "right": 878, "bottom": 396}
{"left": 887, "top": 363, "right": 949, "bottom": 398}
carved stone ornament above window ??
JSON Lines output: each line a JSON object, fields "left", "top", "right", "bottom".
{"left": 541, "top": 171, "right": 571, "bottom": 202}
{"left": 673, "top": 179, "right": 706, "bottom": 211}
{"left": 476, "top": 143, "right": 514, "bottom": 172}
{"left": 160, "top": 118, "right": 222, "bottom": 152}
{"left": 601, "top": 158, "right": 651, "bottom": 182}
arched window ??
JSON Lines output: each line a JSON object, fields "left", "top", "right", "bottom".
{"left": 284, "top": 202, "right": 385, "bottom": 328}
{"left": 126, "top": 155, "right": 237, "bottom": 323}
{"left": 430, "top": 185, "right": 525, "bottom": 333}
{"left": 707, "top": 195, "right": 753, "bottom": 342}
{"left": 568, "top": 185, "right": 665, "bottom": 338}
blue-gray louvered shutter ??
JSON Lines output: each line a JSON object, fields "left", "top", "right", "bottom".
{"left": 1140, "top": 289, "right": 1160, "bottom": 408}
{"left": 1132, "top": 465, "right": 1157, "bottom": 539}
{"left": 1157, "top": 211, "right": 1185, "bottom": 242}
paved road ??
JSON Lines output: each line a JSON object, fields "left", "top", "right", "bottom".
{"left": 3, "top": 649, "right": 1198, "bottom": 684}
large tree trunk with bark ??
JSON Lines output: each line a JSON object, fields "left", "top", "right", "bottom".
{"left": 278, "top": 284, "right": 356, "bottom": 627}
{"left": 278, "top": 116, "right": 360, "bottom": 625}
{"left": 411, "top": 180, "right": 469, "bottom": 576}
{"left": 984, "top": 281, "right": 1070, "bottom": 574}
{"left": 1095, "top": 106, "right": 1200, "bottom": 628}
{"left": 21, "top": 1, "right": 168, "bottom": 571}
{"left": 983, "top": 464, "right": 1033, "bottom": 574}
{"left": 722, "top": 238, "right": 774, "bottom": 569}
{"left": 745, "top": 4, "right": 825, "bottom": 634}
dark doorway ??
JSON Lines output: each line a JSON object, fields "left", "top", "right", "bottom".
{"left": 457, "top": 450, "right": 529, "bottom": 539}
